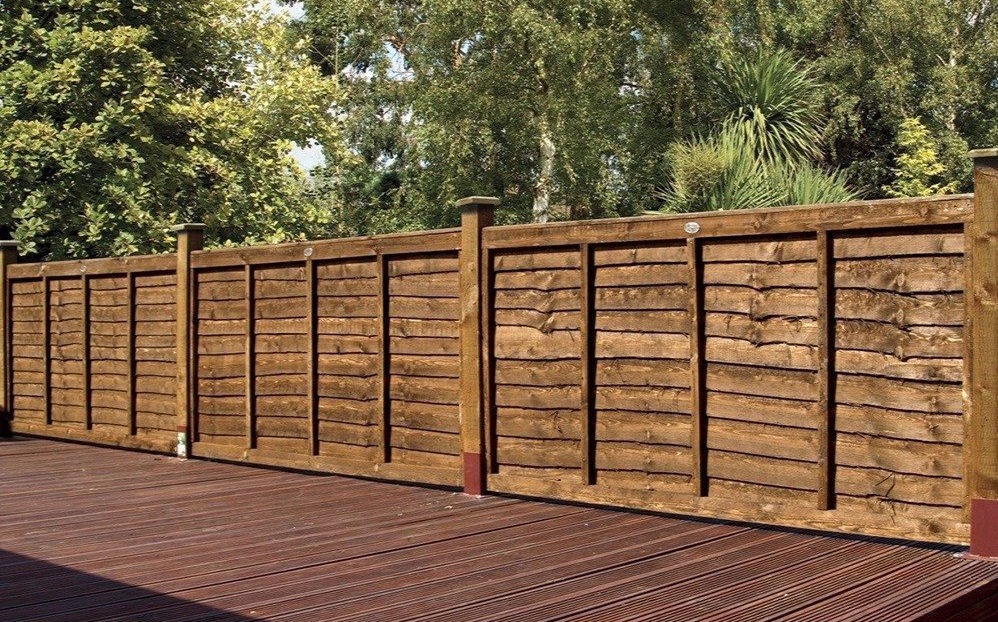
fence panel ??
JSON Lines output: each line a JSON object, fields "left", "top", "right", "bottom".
{"left": 8, "top": 256, "right": 177, "bottom": 452}
{"left": 483, "top": 195, "right": 974, "bottom": 543}
{"left": 189, "top": 231, "right": 463, "bottom": 486}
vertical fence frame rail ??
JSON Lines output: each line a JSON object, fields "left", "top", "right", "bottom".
{"left": 687, "top": 237, "right": 707, "bottom": 497}
{"left": 126, "top": 271, "right": 137, "bottom": 436}
{"left": 0, "top": 242, "right": 17, "bottom": 434}
{"left": 306, "top": 257, "right": 319, "bottom": 457}
{"left": 579, "top": 243, "right": 596, "bottom": 485}
{"left": 376, "top": 253, "right": 391, "bottom": 464}
{"left": 42, "top": 275, "right": 51, "bottom": 426}
{"left": 173, "top": 223, "right": 205, "bottom": 458}
{"left": 81, "top": 273, "right": 92, "bottom": 430}
{"left": 244, "top": 264, "right": 256, "bottom": 450}
{"left": 816, "top": 230, "right": 836, "bottom": 510}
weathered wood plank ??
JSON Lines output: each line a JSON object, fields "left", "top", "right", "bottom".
{"left": 496, "top": 408, "right": 581, "bottom": 440}
{"left": 595, "top": 410, "right": 690, "bottom": 446}
{"left": 596, "top": 442, "right": 692, "bottom": 475}
{"left": 835, "top": 256, "right": 964, "bottom": 293}
{"left": 706, "top": 337, "right": 818, "bottom": 370}
{"left": 595, "top": 330, "right": 690, "bottom": 360}
{"left": 836, "top": 373, "right": 962, "bottom": 414}
{"left": 493, "top": 251, "right": 580, "bottom": 272}
{"left": 837, "top": 432, "right": 962, "bottom": 478}
{"left": 494, "top": 326, "right": 580, "bottom": 360}
{"left": 704, "top": 286, "right": 817, "bottom": 319}
{"left": 705, "top": 363, "right": 817, "bottom": 401}
{"left": 706, "top": 391, "right": 819, "bottom": 428}
{"left": 496, "top": 437, "right": 582, "bottom": 468}
{"left": 702, "top": 238, "right": 817, "bottom": 263}
{"left": 390, "top": 272, "right": 460, "bottom": 297}
{"left": 708, "top": 451, "right": 816, "bottom": 491}
{"left": 595, "top": 358, "right": 690, "bottom": 389}
{"left": 705, "top": 313, "right": 818, "bottom": 346}
{"left": 703, "top": 261, "right": 817, "bottom": 289}
{"left": 594, "top": 244, "right": 686, "bottom": 266}
{"left": 833, "top": 228, "right": 964, "bottom": 259}
{"left": 494, "top": 289, "right": 580, "bottom": 313}
{"left": 835, "top": 290, "right": 963, "bottom": 327}
{"left": 837, "top": 466, "right": 963, "bottom": 507}
{"left": 709, "top": 418, "right": 820, "bottom": 462}
{"left": 595, "top": 263, "right": 688, "bottom": 287}
{"left": 836, "top": 404, "right": 962, "bottom": 444}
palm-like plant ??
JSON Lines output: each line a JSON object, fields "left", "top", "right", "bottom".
{"left": 656, "top": 49, "right": 856, "bottom": 214}
{"left": 715, "top": 50, "right": 823, "bottom": 166}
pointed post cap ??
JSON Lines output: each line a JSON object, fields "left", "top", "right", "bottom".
{"left": 170, "top": 223, "right": 207, "bottom": 233}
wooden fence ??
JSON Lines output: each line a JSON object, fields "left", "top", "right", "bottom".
{"left": 4, "top": 151, "right": 998, "bottom": 552}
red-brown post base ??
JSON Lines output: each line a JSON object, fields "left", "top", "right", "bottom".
{"left": 970, "top": 498, "right": 998, "bottom": 558}
{"left": 463, "top": 452, "right": 485, "bottom": 496}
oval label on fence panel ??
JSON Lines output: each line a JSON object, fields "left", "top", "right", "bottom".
{"left": 683, "top": 222, "right": 700, "bottom": 235}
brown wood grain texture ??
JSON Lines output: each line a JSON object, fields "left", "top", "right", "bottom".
{"left": 244, "top": 265, "right": 256, "bottom": 449}
{"left": 188, "top": 229, "right": 460, "bottom": 270}
{"left": 126, "top": 272, "right": 136, "bottom": 435}
{"left": 377, "top": 254, "right": 391, "bottom": 463}
{"left": 306, "top": 259, "right": 319, "bottom": 455}
{"left": 0, "top": 242, "right": 17, "bottom": 420}
{"left": 580, "top": 244, "right": 596, "bottom": 485}
{"left": 42, "top": 276, "right": 51, "bottom": 425}
{"left": 816, "top": 230, "right": 835, "bottom": 509}
{"left": 968, "top": 154, "right": 998, "bottom": 503}
{"left": 492, "top": 250, "right": 582, "bottom": 472}
{"left": 481, "top": 195, "right": 972, "bottom": 250}
{"left": 962, "top": 222, "right": 974, "bottom": 518}
{"left": 688, "top": 238, "right": 707, "bottom": 496}
{"left": 701, "top": 237, "right": 822, "bottom": 498}
{"left": 81, "top": 274, "right": 92, "bottom": 429}
{"left": 7, "top": 253, "right": 175, "bottom": 279}
{"left": 174, "top": 228, "right": 201, "bottom": 449}
{"left": 456, "top": 200, "right": 495, "bottom": 485}
{"left": 484, "top": 248, "right": 497, "bottom": 474}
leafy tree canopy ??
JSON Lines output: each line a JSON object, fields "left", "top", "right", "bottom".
{"left": 0, "top": 0, "right": 343, "bottom": 259}
{"left": 294, "top": 0, "right": 995, "bottom": 227}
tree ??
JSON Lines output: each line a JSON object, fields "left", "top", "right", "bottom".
{"left": 292, "top": 0, "right": 645, "bottom": 226}
{"left": 758, "top": 0, "right": 997, "bottom": 193}
{"left": 0, "top": 0, "right": 342, "bottom": 259}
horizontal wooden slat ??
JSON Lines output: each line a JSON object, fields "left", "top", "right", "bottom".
{"left": 190, "top": 230, "right": 460, "bottom": 269}
{"left": 482, "top": 195, "right": 972, "bottom": 249}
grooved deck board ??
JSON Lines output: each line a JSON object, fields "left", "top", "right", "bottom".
{"left": 1, "top": 438, "right": 995, "bottom": 622}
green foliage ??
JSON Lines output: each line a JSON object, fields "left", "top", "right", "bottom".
{"left": 657, "top": 51, "right": 856, "bottom": 214}
{"left": 0, "top": 0, "right": 342, "bottom": 259}
{"left": 294, "top": 0, "right": 645, "bottom": 228}
{"left": 657, "top": 126, "right": 856, "bottom": 213}
{"left": 883, "top": 117, "right": 960, "bottom": 197}
{"left": 716, "top": 50, "right": 824, "bottom": 165}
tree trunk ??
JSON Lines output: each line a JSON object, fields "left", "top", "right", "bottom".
{"left": 533, "top": 115, "right": 556, "bottom": 223}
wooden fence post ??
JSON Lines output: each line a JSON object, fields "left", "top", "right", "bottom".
{"left": 0, "top": 241, "right": 18, "bottom": 437}
{"left": 173, "top": 223, "right": 205, "bottom": 458}
{"left": 969, "top": 148, "right": 998, "bottom": 557}
{"left": 457, "top": 196, "right": 498, "bottom": 495}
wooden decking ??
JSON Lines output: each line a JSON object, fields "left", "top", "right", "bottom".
{"left": 2, "top": 438, "right": 997, "bottom": 621}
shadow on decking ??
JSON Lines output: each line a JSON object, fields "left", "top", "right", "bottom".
{"left": 0, "top": 550, "right": 260, "bottom": 622}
